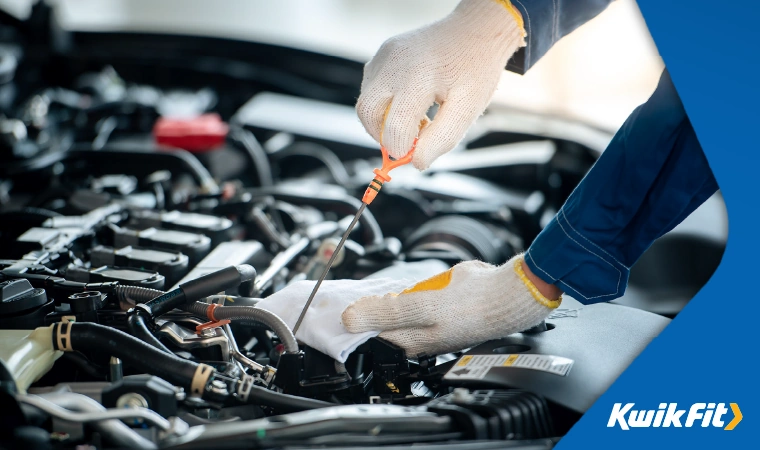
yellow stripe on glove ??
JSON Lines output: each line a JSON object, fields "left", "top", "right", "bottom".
{"left": 492, "top": 0, "right": 526, "bottom": 36}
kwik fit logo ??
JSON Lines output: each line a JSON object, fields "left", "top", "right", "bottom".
{"left": 608, "top": 403, "right": 742, "bottom": 430}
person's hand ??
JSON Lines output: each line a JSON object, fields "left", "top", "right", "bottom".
{"left": 342, "top": 255, "right": 561, "bottom": 357}
{"left": 356, "top": 0, "right": 526, "bottom": 170}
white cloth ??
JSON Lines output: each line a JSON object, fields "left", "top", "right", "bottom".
{"left": 256, "top": 278, "right": 410, "bottom": 363}
{"left": 356, "top": 0, "right": 526, "bottom": 170}
{"left": 342, "top": 255, "right": 560, "bottom": 357}
{"left": 257, "top": 255, "right": 560, "bottom": 361}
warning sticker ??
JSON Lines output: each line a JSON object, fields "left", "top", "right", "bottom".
{"left": 444, "top": 354, "right": 574, "bottom": 380}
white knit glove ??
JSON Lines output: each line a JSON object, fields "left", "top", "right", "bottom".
{"left": 342, "top": 255, "right": 561, "bottom": 357}
{"left": 256, "top": 277, "right": 412, "bottom": 362}
{"left": 356, "top": 0, "right": 526, "bottom": 170}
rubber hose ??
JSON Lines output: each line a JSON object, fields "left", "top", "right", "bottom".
{"left": 182, "top": 302, "right": 298, "bottom": 353}
{"left": 53, "top": 322, "right": 202, "bottom": 391}
{"left": 141, "top": 289, "right": 186, "bottom": 318}
{"left": 232, "top": 128, "right": 274, "bottom": 187}
{"left": 180, "top": 265, "right": 256, "bottom": 306}
{"left": 60, "top": 353, "right": 106, "bottom": 380}
{"left": 138, "top": 265, "right": 256, "bottom": 319}
{"left": 49, "top": 323, "right": 330, "bottom": 412}
{"left": 245, "top": 384, "right": 332, "bottom": 412}
{"left": 127, "top": 313, "right": 172, "bottom": 354}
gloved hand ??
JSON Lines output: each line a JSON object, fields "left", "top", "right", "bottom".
{"left": 356, "top": 0, "right": 526, "bottom": 170}
{"left": 342, "top": 255, "right": 561, "bottom": 357}
{"left": 257, "top": 255, "right": 559, "bottom": 361}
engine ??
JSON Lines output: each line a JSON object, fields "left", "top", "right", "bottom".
{"left": 0, "top": 6, "right": 715, "bottom": 448}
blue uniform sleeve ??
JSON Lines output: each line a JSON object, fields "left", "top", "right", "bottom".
{"left": 507, "top": 0, "right": 614, "bottom": 73}
{"left": 523, "top": 70, "right": 719, "bottom": 304}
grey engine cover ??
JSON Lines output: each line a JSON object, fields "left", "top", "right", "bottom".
{"left": 445, "top": 296, "right": 670, "bottom": 413}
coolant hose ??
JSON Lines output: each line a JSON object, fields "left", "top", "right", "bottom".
{"left": 51, "top": 322, "right": 214, "bottom": 398}
{"left": 244, "top": 383, "right": 332, "bottom": 413}
{"left": 127, "top": 313, "right": 172, "bottom": 354}
{"left": 48, "top": 322, "right": 330, "bottom": 412}
{"left": 115, "top": 286, "right": 298, "bottom": 353}
{"left": 182, "top": 302, "right": 298, "bottom": 353}
{"left": 115, "top": 285, "right": 175, "bottom": 353}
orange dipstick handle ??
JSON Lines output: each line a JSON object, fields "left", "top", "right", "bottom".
{"left": 361, "top": 137, "right": 418, "bottom": 205}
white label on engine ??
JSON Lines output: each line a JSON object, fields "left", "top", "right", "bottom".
{"left": 444, "top": 354, "right": 574, "bottom": 380}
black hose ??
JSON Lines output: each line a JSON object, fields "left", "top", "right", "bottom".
{"left": 137, "top": 289, "right": 186, "bottom": 319}
{"left": 68, "top": 147, "right": 220, "bottom": 194}
{"left": 129, "top": 264, "right": 256, "bottom": 319}
{"left": 245, "top": 384, "right": 331, "bottom": 413}
{"left": 180, "top": 265, "right": 256, "bottom": 307}
{"left": 60, "top": 352, "right": 106, "bottom": 380}
{"left": 245, "top": 187, "right": 384, "bottom": 245}
{"left": 116, "top": 287, "right": 297, "bottom": 352}
{"left": 127, "top": 313, "right": 172, "bottom": 354}
{"left": 52, "top": 322, "right": 204, "bottom": 393}
{"left": 231, "top": 128, "right": 274, "bottom": 187}
{"left": 51, "top": 323, "right": 330, "bottom": 412}
{"left": 273, "top": 141, "right": 352, "bottom": 187}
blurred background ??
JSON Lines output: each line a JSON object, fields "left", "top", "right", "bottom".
{"left": 0, "top": 0, "right": 725, "bottom": 318}
{"left": 2, "top": 0, "right": 663, "bottom": 131}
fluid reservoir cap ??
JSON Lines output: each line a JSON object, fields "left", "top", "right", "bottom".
{"left": 0, "top": 279, "right": 48, "bottom": 315}
{"left": 153, "top": 113, "right": 228, "bottom": 152}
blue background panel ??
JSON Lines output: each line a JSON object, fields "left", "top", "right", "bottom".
{"left": 559, "top": 0, "right": 759, "bottom": 448}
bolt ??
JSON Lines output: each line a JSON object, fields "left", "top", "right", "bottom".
{"left": 200, "top": 328, "right": 216, "bottom": 337}
{"left": 116, "top": 393, "right": 149, "bottom": 424}
{"left": 109, "top": 357, "right": 123, "bottom": 382}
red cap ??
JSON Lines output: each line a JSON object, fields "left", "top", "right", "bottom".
{"left": 153, "top": 113, "right": 229, "bottom": 152}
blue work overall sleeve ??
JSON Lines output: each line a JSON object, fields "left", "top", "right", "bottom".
{"left": 507, "top": 0, "right": 615, "bottom": 74}
{"left": 523, "top": 70, "right": 719, "bottom": 303}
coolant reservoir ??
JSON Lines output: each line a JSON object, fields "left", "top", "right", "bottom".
{"left": 0, "top": 325, "right": 61, "bottom": 393}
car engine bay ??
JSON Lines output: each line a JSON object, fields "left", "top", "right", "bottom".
{"left": 0, "top": 4, "right": 723, "bottom": 449}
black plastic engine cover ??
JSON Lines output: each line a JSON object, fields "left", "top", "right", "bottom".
{"left": 427, "top": 389, "right": 554, "bottom": 440}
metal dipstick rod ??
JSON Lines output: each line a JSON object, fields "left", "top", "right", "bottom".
{"left": 291, "top": 138, "right": 419, "bottom": 337}
{"left": 292, "top": 203, "right": 365, "bottom": 335}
